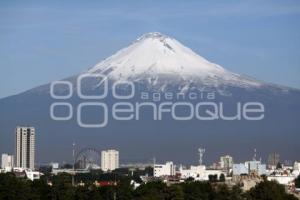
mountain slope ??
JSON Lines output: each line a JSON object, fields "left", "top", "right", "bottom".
{"left": 0, "top": 32, "right": 299, "bottom": 164}
{"left": 86, "top": 32, "right": 263, "bottom": 90}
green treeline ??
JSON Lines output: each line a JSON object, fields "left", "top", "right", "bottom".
{"left": 0, "top": 172, "right": 298, "bottom": 200}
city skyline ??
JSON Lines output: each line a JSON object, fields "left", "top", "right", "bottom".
{"left": 0, "top": 126, "right": 295, "bottom": 168}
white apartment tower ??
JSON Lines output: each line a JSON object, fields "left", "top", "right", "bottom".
{"left": 101, "top": 149, "right": 119, "bottom": 172}
{"left": 15, "top": 126, "right": 35, "bottom": 170}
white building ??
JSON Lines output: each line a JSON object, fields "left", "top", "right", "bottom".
{"left": 180, "top": 165, "right": 205, "bottom": 180}
{"left": 101, "top": 149, "right": 119, "bottom": 172}
{"left": 292, "top": 162, "right": 300, "bottom": 177}
{"left": 51, "top": 168, "right": 89, "bottom": 175}
{"left": 293, "top": 161, "right": 300, "bottom": 172}
{"left": 179, "top": 165, "right": 223, "bottom": 181}
{"left": 233, "top": 160, "right": 266, "bottom": 176}
{"left": 15, "top": 126, "right": 35, "bottom": 170}
{"left": 233, "top": 163, "right": 248, "bottom": 175}
{"left": 1, "top": 154, "right": 14, "bottom": 172}
{"left": 246, "top": 161, "right": 266, "bottom": 175}
{"left": 204, "top": 170, "right": 224, "bottom": 181}
{"left": 50, "top": 162, "right": 59, "bottom": 169}
{"left": 24, "top": 169, "right": 42, "bottom": 181}
{"left": 267, "top": 176, "right": 296, "bottom": 185}
{"left": 220, "top": 155, "right": 233, "bottom": 172}
{"left": 154, "top": 161, "right": 176, "bottom": 177}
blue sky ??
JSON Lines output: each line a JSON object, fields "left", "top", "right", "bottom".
{"left": 0, "top": 0, "right": 300, "bottom": 98}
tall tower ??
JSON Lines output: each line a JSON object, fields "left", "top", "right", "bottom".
{"left": 101, "top": 149, "right": 119, "bottom": 172}
{"left": 267, "top": 153, "right": 280, "bottom": 168}
{"left": 15, "top": 126, "right": 35, "bottom": 170}
{"left": 253, "top": 148, "right": 257, "bottom": 161}
{"left": 198, "top": 148, "right": 205, "bottom": 165}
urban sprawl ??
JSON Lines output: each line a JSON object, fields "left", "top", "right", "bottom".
{"left": 1, "top": 126, "right": 300, "bottom": 198}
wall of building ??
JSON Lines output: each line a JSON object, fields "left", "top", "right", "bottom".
{"left": 154, "top": 162, "right": 175, "bottom": 177}
{"left": 101, "top": 149, "right": 119, "bottom": 171}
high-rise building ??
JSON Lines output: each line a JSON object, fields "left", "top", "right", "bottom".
{"left": 101, "top": 149, "right": 119, "bottom": 172}
{"left": 1, "top": 154, "right": 14, "bottom": 171}
{"left": 268, "top": 153, "right": 280, "bottom": 168}
{"left": 220, "top": 155, "right": 233, "bottom": 172}
{"left": 15, "top": 126, "right": 35, "bottom": 170}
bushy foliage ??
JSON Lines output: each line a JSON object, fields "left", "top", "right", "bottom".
{"left": 246, "top": 180, "right": 297, "bottom": 200}
{"left": 295, "top": 175, "right": 300, "bottom": 188}
{"left": 0, "top": 173, "right": 297, "bottom": 200}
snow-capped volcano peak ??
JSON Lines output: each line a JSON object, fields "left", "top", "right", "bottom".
{"left": 136, "top": 32, "right": 169, "bottom": 41}
{"left": 87, "top": 32, "right": 262, "bottom": 88}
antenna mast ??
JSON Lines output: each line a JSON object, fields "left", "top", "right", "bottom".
{"left": 198, "top": 148, "right": 205, "bottom": 165}
{"left": 72, "top": 141, "right": 76, "bottom": 186}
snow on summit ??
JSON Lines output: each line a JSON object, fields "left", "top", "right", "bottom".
{"left": 87, "top": 32, "right": 263, "bottom": 88}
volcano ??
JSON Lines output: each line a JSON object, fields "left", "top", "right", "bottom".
{"left": 0, "top": 32, "right": 299, "bottom": 165}
{"left": 88, "top": 32, "right": 261, "bottom": 87}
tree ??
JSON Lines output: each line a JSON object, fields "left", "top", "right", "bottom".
{"left": 185, "top": 177, "right": 195, "bottom": 182}
{"left": 208, "top": 174, "right": 218, "bottom": 182}
{"left": 133, "top": 181, "right": 168, "bottom": 200}
{"left": 116, "top": 177, "right": 134, "bottom": 200}
{"left": 229, "top": 185, "right": 244, "bottom": 200}
{"left": 219, "top": 173, "right": 225, "bottom": 182}
{"left": 144, "top": 166, "right": 154, "bottom": 177}
{"left": 276, "top": 162, "right": 283, "bottom": 169}
{"left": 74, "top": 186, "right": 91, "bottom": 200}
{"left": 167, "top": 184, "right": 184, "bottom": 200}
{"left": 182, "top": 181, "right": 215, "bottom": 200}
{"left": 215, "top": 184, "right": 231, "bottom": 200}
{"left": 5, "top": 171, "right": 300, "bottom": 200}
{"left": 295, "top": 175, "right": 300, "bottom": 188}
{"left": 51, "top": 173, "right": 75, "bottom": 200}
{"left": 0, "top": 173, "right": 32, "bottom": 200}
{"left": 31, "top": 179, "right": 52, "bottom": 200}
{"left": 246, "top": 180, "right": 297, "bottom": 200}
{"left": 261, "top": 174, "right": 268, "bottom": 181}
{"left": 87, "top": 186, "right": 105, "bottom": 200}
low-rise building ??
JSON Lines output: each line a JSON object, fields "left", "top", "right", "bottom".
{"left": 233, "top": 163, "right": 248, "bottom": 175}
{"left": 179, "top": 165, "right": 223, "bottom": 181}
{"left": 25, "top": 169, "right": 42, "bottom": 181}
{"left": 204, "top": 169, "right": 224, "bottom": 181}
{"left": 50, "top": 162, "right": 59, "bottom": 169}
{"left": 267, "top": 175, "right": 296, "bottom": 185}
{"left": 51, "top": 168, "right": 90, "bottom": 175}
{"left": 233, "top": 160, "right": 266, "bottom": 176}
{"left": 154, "top": 161, "right": 175, "bottom": 177}
{"left": 294, "top": 161, "right": 300, "bottom": 174}
{"left": 179, "top": 165, "right": 206, "bottom": 180}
